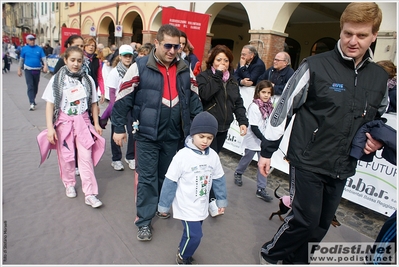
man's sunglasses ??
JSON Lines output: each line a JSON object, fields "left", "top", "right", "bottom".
{"left": 161, "top": 43, "right": 180, "bottom": 50}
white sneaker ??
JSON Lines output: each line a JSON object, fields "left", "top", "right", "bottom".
{"left": 124, "top": 158, "right": 136, "bottom": 170}
{"left": 111, "top": 161, "right": 124, "bottom": 171}
{"left": 85, "top": 195, "right": 103, "bottom": 208}
{"left": 75, "top": 167, "right": 80, "bottom": 176}
{"left": 66, "top": 186, "right": 76, "bottom": 198}
{"left": 29, "top": 104, "right": 35, "bottom": 111}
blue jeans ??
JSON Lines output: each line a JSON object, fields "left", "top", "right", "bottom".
{"left": 24, "top": 69, "right": 41, "bottom": 105}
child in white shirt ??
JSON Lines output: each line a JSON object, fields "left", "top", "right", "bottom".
{"left": 234, "top": 80, "right": 274, "bottom": 202}
{"left": 158, "top": 111, "right": 227, "bottom": 265}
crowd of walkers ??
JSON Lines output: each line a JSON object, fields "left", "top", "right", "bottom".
{"left": 30, "top": 2, "right": 396, "bottom": 264}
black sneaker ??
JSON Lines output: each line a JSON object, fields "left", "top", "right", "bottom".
{"left": 176, "top": 252, "right": 194, "bottom": 265}
{"left": 137, "top": 225, "right": 152, "bottom": 241}
{"left": 234, "top": 172, "right": 243, "bottom": 186}
{"left": 256, "top": 188, "right": 273, "bottom": 202}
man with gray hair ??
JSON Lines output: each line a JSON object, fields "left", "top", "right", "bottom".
{"left": 234, "top": 44, "right": 266, "bottom": 87}
{"left": 256, "top": 51, "right": 294, "bottom": 96}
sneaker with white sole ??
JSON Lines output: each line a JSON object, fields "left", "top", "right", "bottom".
{"left": 85, "top": 195, "right": 103, "bottom": 208}
{"left": 124, "top": 158, "right": 136, "bottom": 170}
{"left": 29, "top": 104, "right": 35, "bottom": 111}
{"left": 256, "top": 188, "right": 273, "bottom": 202}
{"left": 75, "top": 167, "right": 80, "bottom": 176}
{"left": 111, "top": 161, "right": 124, "bottom": 171}
{"left": 66, "top": 186, "right": 76, "bottom": 198}
{"left": 137, "top": 225, "right": 152, "bottom": 241}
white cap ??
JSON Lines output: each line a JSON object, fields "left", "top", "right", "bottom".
{"left": 26, "top": 34, "right": 36, "bottom": 40}
{"left": 119, "top": 44, "right": 133, "bottom": 56}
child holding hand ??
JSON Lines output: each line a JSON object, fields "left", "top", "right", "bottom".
{"left": 158, "top": 111, "right": 227, "bottom": 265}
{"left": 234, "top": 80, "right": 274, "bottom": 202}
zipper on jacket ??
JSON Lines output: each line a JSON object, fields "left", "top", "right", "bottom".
{"left": 166, "top": 67, "right": 173, "bottom": 126}
{"left": 207, "top": 103, "right": 216, "bottom": 111}
{"left": 302, "top": 127, "right": 319, "bottom": 156}
{"left": 311, "top": 128, "right": 318, "bottom": 142}
{"left": 223, "top": 82, "right": 228, "bottom": 127}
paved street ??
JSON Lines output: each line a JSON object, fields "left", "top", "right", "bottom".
{"left": 1, "top": 66, "right": 382, "bottom": 266}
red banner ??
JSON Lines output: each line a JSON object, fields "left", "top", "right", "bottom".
{"left": 3, "top": 36, "right": 10, "bottom": 43}
{"left": 162, "top": 7, "right": 209, "bottom": 64}
{"left": 12, "top": 37, "right": 20, "bottom": 47}
{"left": 61, "top": 27, "right": 81, "bottom": 54}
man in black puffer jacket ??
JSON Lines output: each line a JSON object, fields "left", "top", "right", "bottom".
{"left": 111, "top": 24, "right": 202, "bottom": 242}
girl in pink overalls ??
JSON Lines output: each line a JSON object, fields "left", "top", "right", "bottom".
{"left": 41, "top": 46, "right": 105, "bottom": 208}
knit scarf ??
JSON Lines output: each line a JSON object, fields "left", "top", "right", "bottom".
{"left": 253, "top": 98, "right": 274, "bottom": 119}
{"left": 116, "top": 61, "right": 128, "bottom": 78}
{"left": 83, "top": 51, "right": 94, "bottom": 75}
{"left": 211, "top": 66, "right": 230, "bottom": 82}
{"left": 52, "top": 65, "right": 93, "bottom": 124}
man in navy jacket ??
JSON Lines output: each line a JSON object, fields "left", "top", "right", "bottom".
{"left": 233, "top": 44, "right": 265, "bottom": 87}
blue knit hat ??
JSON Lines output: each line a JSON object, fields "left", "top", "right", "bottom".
{"left": 190, "top": 112, "right": 218, "bottom": 137}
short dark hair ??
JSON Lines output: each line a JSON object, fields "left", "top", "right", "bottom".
{"left": 156, "top": 24, "right": 181, "bottom": 42}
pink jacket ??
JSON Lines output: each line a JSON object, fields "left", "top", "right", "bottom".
{"left": 37, "top": 111, "right": 105, "bottom": 166}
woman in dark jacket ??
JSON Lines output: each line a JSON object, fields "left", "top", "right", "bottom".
{"left": 196, "top": 44, "right": 248, "bottom": 153}
{"left": 82, "top": 37, "right": 105, "bottom": 104}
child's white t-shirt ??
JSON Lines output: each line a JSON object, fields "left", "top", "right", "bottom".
{"left": 42, "top": 74, "right": 97, "bottom": 116}
{"left": 165, "top": 147, "right": 225, "bottom": 221}
{"left": 105, "top": 67, "right": 123, "bottom": 95}
{"left": 241, "top": 102, "right": 268, "bottom": 151}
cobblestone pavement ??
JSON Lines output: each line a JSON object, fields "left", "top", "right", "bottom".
{"left": 218, "top": 148, "right": 389, "bottom": 240}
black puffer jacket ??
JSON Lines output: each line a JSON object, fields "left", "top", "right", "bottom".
{"left": 197, "top": 69, "right": 248, "bottom": 132}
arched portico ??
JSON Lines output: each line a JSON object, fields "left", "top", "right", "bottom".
{"left": 97, "top": 14, "right": 116, "bottom": 46}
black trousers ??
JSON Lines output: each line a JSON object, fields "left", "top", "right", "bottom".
{"left": 261, "top": 165, "right": 347, "bottom": 264}
{"left": 110, "top": 114, "right": 135, "bottom": 161}
{"left": 135, "top": 139, "right": 179, "bottom": 227}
